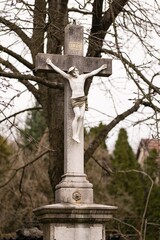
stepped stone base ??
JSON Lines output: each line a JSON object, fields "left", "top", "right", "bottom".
{"left": 34, "top": 203, "right": 117, "bottom": 240}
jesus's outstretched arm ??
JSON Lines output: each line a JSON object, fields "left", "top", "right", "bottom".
{"left": 46, "top": 58, "right": 69, "bottom": 79}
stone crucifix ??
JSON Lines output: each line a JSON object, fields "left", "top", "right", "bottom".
{"left": 36, "top": 24, "right": 112, "bottom": 203}
{"left": 46, "top": 58, "right": 107, "bottom": 143}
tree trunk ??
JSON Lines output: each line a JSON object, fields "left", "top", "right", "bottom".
{"left": 37, "top": 0, "right": 68, "bottom": 195}
{"left": 39, "top": 74, "right": 64, "bottom": 195}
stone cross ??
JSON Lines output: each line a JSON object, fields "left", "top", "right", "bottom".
{"left": 36, "top": 24, "right": 112, "bottom": 203}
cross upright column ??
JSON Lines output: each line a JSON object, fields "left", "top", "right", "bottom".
{"left": 64, "top": 24, "right": 84, "bottom": 174}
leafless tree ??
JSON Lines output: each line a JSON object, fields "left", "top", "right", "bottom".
{"left": 0, "top": 0, "right": 160, "bottom": 194}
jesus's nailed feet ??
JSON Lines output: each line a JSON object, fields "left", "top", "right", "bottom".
{"left": 72, "top": 136, "right": 80, "bottom": 143}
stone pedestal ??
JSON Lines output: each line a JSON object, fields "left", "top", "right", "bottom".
{"left": 55, "top": 173, "right": 93, "bottom": 204}
{"left": 34, "top": 204, "right": 117, "bottom": 240}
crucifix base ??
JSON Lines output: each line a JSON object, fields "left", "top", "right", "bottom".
{"left": 34, "top": 203, "right": 117, "bottom": 240}
{"left": 55, "top": 173, "right": 93, "bottom": 204}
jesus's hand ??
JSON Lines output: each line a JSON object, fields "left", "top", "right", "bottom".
{"left": 46, "top": 58, "right": 52, "bottom": 65}
{"left": 101, "top": 64, "right": 107, "bottom": 70}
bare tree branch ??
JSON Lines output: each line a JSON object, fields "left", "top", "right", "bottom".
{"left": 102, "top": 48, "right": 160, "bottom": 95}
{"left": 0, "top": 58, "right": 40, "bottom": 100}
{"left": 90, "top": 153, "right": 113, "bottom": 175}
{"left": 118, "top": 169, "right": 154, "bottom": 240}
{"left": 0, "top": 150, "right": 50, "bottom": 189}
{"left": 0, "top": 16, "right": 31, "bottom": 49}
{"left": 85, "top": 0, "right": 129, "bottom": 93}
{"left": 0, "top": 107, "right": 42, "bottom": 124}
{"left": 87, "top": 0, "right": 129, "bottom": 57}
{"left": 113, "top": 217, "right": 142, "bottom": 239}
{"left": 0, "top": 71, "right": 64, "bottom": 90}
{"left": 84, "top": 98, "right": 143, "bottom": 163}
{"left": 68, "top": 7, "right": 92, "bottom": 15}
{"left": 0, "top": 44, "right": 34, "bottom": 70}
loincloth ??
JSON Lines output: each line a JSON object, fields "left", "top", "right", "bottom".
{"left": 71, "top": 96, "right": 88, "bottom": 111}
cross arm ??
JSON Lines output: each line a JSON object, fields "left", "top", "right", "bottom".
{"left": 46, "top": 58, "right": 69, "bottom": 79}
{"left": 83, "top": 64, "right": 107, "bottom": 78}
{"left": 36, "top": 53, "right": 112, "bottom": 77}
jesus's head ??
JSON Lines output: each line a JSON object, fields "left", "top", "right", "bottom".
{"left": 68, "top": 66, "right": 79, "bottom": 77}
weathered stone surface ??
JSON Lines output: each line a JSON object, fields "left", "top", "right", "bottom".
{"left": 34, "top": 203, "right": 117, "bottom": 224}
{"left": 55, "top": 173, "right": 93, "bottom": 203}
{"left": 36, "top": 53, "right": 112, "bottom": 76}
{"left": 64, "top": 25, "right": 84, "bottom": 56}
{"left": 34, "top": 203, "right": 117, "bottom": 240}
{"left": 43, "top": 223, "right": 103, "bottom": 240}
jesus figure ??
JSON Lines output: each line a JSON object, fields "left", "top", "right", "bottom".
{"left": 46, "top": 58, "right": 107, "bottom": 143}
